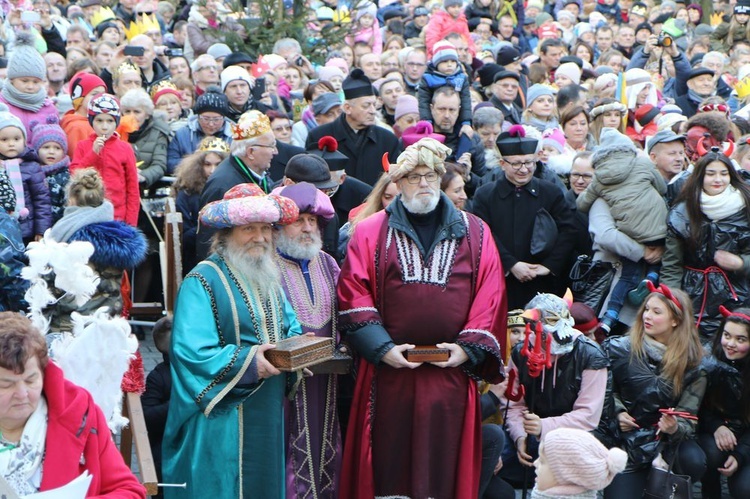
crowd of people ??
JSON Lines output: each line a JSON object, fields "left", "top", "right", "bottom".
{"left": 4, "top": 0, "right": 750, "bottom": 497}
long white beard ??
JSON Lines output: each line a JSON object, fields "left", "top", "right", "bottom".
{"left": 222, "top": 240, "right": 281, "bottom": 300}
{"left": 401, "top": 189, "right": 440, "bottom": 214}
{"left": 275, "top": 229, "right": 323, "bottom": 261}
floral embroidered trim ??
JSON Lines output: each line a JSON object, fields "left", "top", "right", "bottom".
{"left": 195, "top": 346, "right": 241, "bottom": 406}
{"left": 186, "top": 272, "right": 226, "bottom": 346}
{"left": 459, "top": 328, "right": 501, "bottom": 351}
{"left": 340, "top": 319, "right": 383, "bottom": 332}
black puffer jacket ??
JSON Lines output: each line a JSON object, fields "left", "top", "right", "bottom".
{"left": 600, "top": 336, "right": 708, "bottom": 470}
{"left": 662, "top": 202, "right": 750, "bottom": 339}
{"left": 511, "top": 334, "right": 609, "bottom": 419}
{"left": 700, "top": 354, "right": 750, "bottom": 467}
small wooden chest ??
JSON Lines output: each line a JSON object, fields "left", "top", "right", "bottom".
{"left": 309, "top": 349, "right": 353, "bottom": 375}
{"left": 265, "top": 336, "right": 335, "bottom": 371}
{"left": 405, "top": 346, "right": 450, "bottom": 363}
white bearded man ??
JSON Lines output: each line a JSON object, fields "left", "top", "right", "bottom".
{"left": 337, "top": 137, "right": 507, "bottom": 498}
{"left": 274, "top": 181, "right": 342, "bottom": 498}
{"left": 162, "top": 183, "right": 304, "bottom": 499}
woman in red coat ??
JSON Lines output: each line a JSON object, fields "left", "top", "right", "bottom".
{"left": 0, "top": 312, "right": 146, "bottom": 498}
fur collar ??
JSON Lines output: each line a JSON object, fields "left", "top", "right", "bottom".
{"left": 69, "top": 221, "right": 147, "bottom": 270}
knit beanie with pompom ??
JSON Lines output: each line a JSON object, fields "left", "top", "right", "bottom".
{"left": 7, "top": 32, "right": 46, "bottom": 81}
{"left": 540, "top": 428, "right": 627, "bottom": 494}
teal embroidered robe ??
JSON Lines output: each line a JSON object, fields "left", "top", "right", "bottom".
{"left": 163, "top": 254, "right": 302, "bottom": 499}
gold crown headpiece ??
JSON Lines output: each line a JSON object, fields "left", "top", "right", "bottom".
{"left": 124, "top": 13, "right": 160, "bottom": 41}
{"left": 710, "top": 12, "right": 723, "bottom": 27}
{"left": 149, "top": 79, "right": 178, "bottom": 98}
{"left": 199, "top": 137, "right": 231, "bottom": 153}
{"left": 737, "top": 76, "right": 750, "bottom": 100}
{"left": 231, "top": 111, "right": 271, "bottom": 141}
{"left": 113, "top": 60, "right": 140, "bottom": 81}
{"left": 91, "top": 7, "right": 116, "bottom": 29}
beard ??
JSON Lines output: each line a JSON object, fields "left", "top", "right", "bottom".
{"left": 401, "top": 188, "right": 440, "bottom": 215}
{"left": 275, "top": 229, "right": 323, "bottom": 261}
{"left": 222, "top": 238, "right": 281, "bottom": 300}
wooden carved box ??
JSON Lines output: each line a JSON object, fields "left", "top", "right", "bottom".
{"left": 265, "top": 336, "right": 335, "bottom": 371}
{"left": 404, "top": 346, "right": 450, "bottom": 363}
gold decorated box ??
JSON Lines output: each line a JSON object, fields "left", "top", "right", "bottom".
{"left": 265, "top": 336, "right": 335, "bottom": 371}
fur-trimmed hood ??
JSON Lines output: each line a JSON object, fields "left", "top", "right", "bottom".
{"left": 69, "top": 221, "right": 147, "bottom": 270}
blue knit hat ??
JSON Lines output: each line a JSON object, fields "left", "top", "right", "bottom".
{"left": 31, "top": 124, "right": 68, "bottom": 153}
{"left": 526, "top": 84, "right": 556, "bottom": 106}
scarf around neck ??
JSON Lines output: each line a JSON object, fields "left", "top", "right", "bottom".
{"left": 701, "top": 184, "right": 746, "bottom": 221}
{"left": 0, "top": 398, "right": 48, "bottom": 496}
{"left": 526, "top": 115, "right": 559, "bottom": 133}
{"left": 50, "top": 201, "right": 115, "bottom": 243}
{"left": 688, "top": 88, "right": 714, "bottom": 104}
{"left": 1, "top": 159, "right": 26, "bottom": 218}
{"left": 1, "top": 80, "right": 46, "bottom": 112}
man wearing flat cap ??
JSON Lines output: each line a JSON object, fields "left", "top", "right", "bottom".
{"left": 471, "top": 126, "right": 577, "bottom": 309}
{"left": 307, "top": 68, "right": 402, "bottom": 186}
{"left": 338, "top": 137, "right": 506, "bottom": 498}
{"left": 675, "top": 67, "right": 716, "bottom": 117}
{"left": 273, "top": 182, "right": 342, "bottom": 498}
{"left": 163, "top": 183, "right": 304, "bottom": 499}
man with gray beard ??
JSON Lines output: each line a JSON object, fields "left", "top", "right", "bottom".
{"left": 273, "top": 182, "right": 342, "bottom": 498}
{"left": 338, "top": 138, "right": 507, "bottom": 498}
{"left": 163, "top": 183, "right": 305, "bottom": 499}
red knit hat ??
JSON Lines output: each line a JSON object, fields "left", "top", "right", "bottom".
{"left": 69, "top": 71, "right": 106, "bottom": 111}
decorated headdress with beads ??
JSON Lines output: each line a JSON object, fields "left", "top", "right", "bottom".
{"left": 124, "top": 13, "right": 160, "bottom": 41}
{"left": 199, "top": 136, "right": 230, "bottom": 153}
{"left": 231, "top": 110, "right": 272, "bottom": 141}
{"left": 113, "top": 60, "right": 140, "bottom": 82}
{"left": 199, "top": 183, "right": 299, "bottom": 228}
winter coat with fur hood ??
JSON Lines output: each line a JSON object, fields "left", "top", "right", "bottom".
{"left": 44, "top": 220, "right": 147, "bottom": 333}
{"left": 576, "top": 145, "right": 668, "bottom": 244}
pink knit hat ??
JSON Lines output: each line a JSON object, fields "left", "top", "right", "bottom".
{"left": 541, "top": 428, "right": 627, "bottom": 494}
{"left": 394, "top": 94, "right": 418, "bottom": 121}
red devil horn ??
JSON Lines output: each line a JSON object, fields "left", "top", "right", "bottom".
{"left": 723, "top": 140, "right": 735, "bottom": 158}
{"left": 381, "top": 152, "right": 390, "bottom": 172}
{"left": 719, "top": 305, "right": 732, "bottom": 318}
{"left": 646, "top": 281, "right": 658, "bottom": 293}
{"left": 696, "top": 135, "right": 709, "bottom": 157}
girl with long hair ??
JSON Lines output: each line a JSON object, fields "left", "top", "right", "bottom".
{"left": 589, "top": 99, "right": 627, "bottom": 144}
{"left": 711, "top": 4, "right": 750, "bottom": 52}
{"left": 172, "top": 137, "right": 229, "bottom": 274}
{"left": 699, "top": 308, "right": 750, "bottom": 498}
{"left": 661, "top": 151, "right": 750, "bottom": 340}
{"left": 600, "top": 286, "right": 707, "bottom": 498}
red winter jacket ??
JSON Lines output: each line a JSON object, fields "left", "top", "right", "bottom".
{"left": 71, "top": 133, "right": 140, "bottom": 226}
{"left": 39, "top": 362, "right": 146, "bottom": 498}
{"left": 424, "top": 10, "right": 477, "bottom": 58}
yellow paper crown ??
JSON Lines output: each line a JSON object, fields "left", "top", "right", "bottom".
{"left": 199, "top": 137, "right": 231, "bottom": 153}
{"left": 711, "top": 12, "right": 723, "bottom": 27}
{"left": 231, "top": 111, "right": 271, "bottom": 141}
{"left": 113, "top": 60, "right": 140, "bottom": 81}
{"left": 737, "top": 76, "right": 750, "bottom": 100}
{"left": 91, "top": 7, "right": 116, "bottom": 29}
{"left": 149, "top": 79, "right": 178, "bottom": 98}
{"left": 124, "top": 13, "right": 160, "bottom": 41}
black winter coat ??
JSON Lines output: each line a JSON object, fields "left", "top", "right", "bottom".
{"left": 471, "top": 175, "right": 577, "bottom": 309}
{"left": 600, "top": 336, "right": 708, "bottom": 470}
{"left": 306, "top": 115, "right": 402, "bottom": 187}
{"left": 664, "top": 202, "right": 750, "bottom": 339}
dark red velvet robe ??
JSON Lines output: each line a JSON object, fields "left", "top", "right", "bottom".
{"left": 338, "top": 209, "right": 506, "bottom": 499}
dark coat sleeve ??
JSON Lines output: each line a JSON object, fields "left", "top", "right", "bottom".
{"left": 470, "top": 184, "right": 518, "bottom": 272}
{"left": 25, "top": 162, "right": 53, "bottom": 237}
{"left": 41, "top": 25, "right": 66, "bottom": 56}
{"left": 671, "top": 52, "right": 693, "bottom": 98}
{"left": 141, "top": 362, "right": 172, "bottom": 444}
{"left": 417, "top": 78, "right": 434, "bottom": 123}
{"left": 540, "top": 184, "right": 578, "bottom": 276}
{"left": 459, "top": 77, "right": 472, "bottom": 126}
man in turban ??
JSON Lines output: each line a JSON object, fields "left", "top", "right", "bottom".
{"left": 163, "top": 183, "right": 304, "bottom": 499}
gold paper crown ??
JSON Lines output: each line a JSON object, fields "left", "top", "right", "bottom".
{"left": 630, "top": 5, "right": 647, "bottom": 17}
{"left": 90, "top": 7, "right": 116, "bottom": 29}
{"left": 231, "top": 111, "right": 271, "bottom": 141}
{"left": 149, "top": 79, "right": 178, "bottom": 99}
{"left": 736, "top": 76, "right": 750, "bottom": 100}
{"left": 113, "top": 60, "right": 140, "bottom": 81}
{"left": 710, "top": 12, "right": 723, "bottom": 27}
{"left": 199, "top": 137, "right": 231, "bottom": 153}
{"left": 124, "top": 13, "right": 160, "bottom": 41}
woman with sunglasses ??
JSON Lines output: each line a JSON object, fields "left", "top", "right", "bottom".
{"left": 661, "top": 149, "right": 750, "bottom": 341}
{"left": 599, "top": 285, "right": 707, "bottom": 498}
